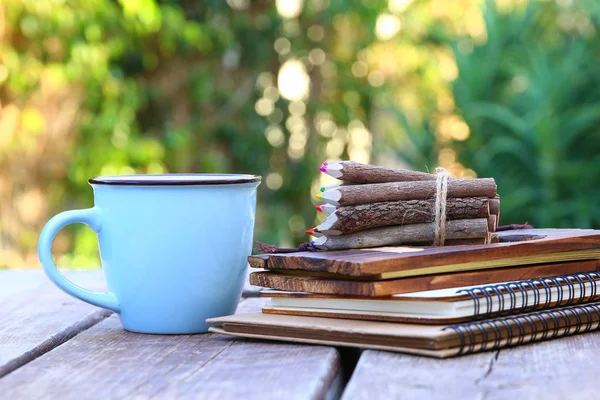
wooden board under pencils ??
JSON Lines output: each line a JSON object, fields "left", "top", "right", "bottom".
{"left": 249, "top": 259, "right": 600, "bottom": 297}
{"left": 249, "top": 229, "right": 600, "bottom": 279}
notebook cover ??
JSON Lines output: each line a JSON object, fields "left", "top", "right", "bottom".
{"left": 261, "top": 307, "right": 470, "bottom": 325}
{"left": 249, "top": 229, "right": 600, "bottom": 278}
{"left": 250, "top": 259, "right": 600, "bottom": 297}
{"left": 208, "top": 312, "right": 452, "bottom": 344}
{"left": 208, "top": 327, "right": 456, "bottom": 358}
{"left": 208, "top": 303, "right": 600, "bottom": 358}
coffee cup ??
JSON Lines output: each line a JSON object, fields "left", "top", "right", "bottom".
{"left": 38, "top": 174, "right": 261, "bottom": 334}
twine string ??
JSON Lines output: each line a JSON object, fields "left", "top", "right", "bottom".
{"left": 433, "top": 167, "right": 451, "bottom": 246}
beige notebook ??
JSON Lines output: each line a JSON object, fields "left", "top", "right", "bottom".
{"left": 260, "top": 272, "right": 600, "bottom": 324}
{"left": 208, "top": 302, "right": 600, "bottom": 358}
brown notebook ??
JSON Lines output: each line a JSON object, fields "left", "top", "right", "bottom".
{"left": 251, "top": 260, "right": 600, "bottom": 296}
{"left": 208, "top": 302, "right": 600, "bottom": 358}
{"left": 249, "top": 229, "right": 600, "bottom": 280}
{"left": 260, "top": 271, "right": 600, "bottom": 324}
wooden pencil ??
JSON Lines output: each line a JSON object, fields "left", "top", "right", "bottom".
{"left": 317, "top": 179, "right": 497, "bottom": 206}
{"left": 320, "top": 161, "right": 436, "bottom": 183}
{"left": 315, "top": 204, "right": 336, "bottom": 216}
{"left": 491, "top": 195, "right": 500, "bottom": 229}
{"left": 319, "top": 182, "right": 356, "bottom": 192}
{"left": 490, "top": 196, "right": 500, "bottom": 215}
{"left": 311, "top": 219, "right": 489, "bottom": 250}
{"left": 488, "top": 215, "right": 496, "bottom": 232}
{"left": 313, "top": 197, "right": 490, "bottom": 235}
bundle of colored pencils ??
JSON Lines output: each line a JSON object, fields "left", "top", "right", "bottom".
{"left": 308, "top": 161, "right": 500, "bottom": 250}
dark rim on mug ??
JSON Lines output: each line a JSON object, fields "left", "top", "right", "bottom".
{"left": 88, "top": 174, "right": 262, "bottom": 186}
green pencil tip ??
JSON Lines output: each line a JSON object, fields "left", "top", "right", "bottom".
{"left": 320, "top": 187, "right": 325, "bottom": 192}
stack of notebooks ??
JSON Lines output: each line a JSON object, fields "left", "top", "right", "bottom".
{"left": 208, "top": 229, "right": 600, "bottom": 358}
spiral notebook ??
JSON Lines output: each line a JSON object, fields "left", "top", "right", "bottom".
{"left": 260, "top": 272, "right": 600, "bottom": 324}
{"left": 208, "top": 302, "right": 600, "bottom": 358}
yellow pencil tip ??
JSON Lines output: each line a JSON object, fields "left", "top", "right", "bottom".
{"left": 316, "top": 193, "right": 322, "bottom": 199}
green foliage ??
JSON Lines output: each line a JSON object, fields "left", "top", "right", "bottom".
{"left": 451, "top": 0, "right": 600, "bottom": 228}
{"left": 1, "top": 0, "right": 388, "bottom": 266}
{"left": 1, "top": 0, "right": 599, "bottom": 268}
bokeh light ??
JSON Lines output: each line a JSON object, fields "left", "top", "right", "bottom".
{"left": 2, "top": 0, "right": 600, "bottom": 267}
{"left": 278, "top": 59, "right": 311, "bottom": 101}
{"left": 375, "top": 13, "right": 402, "bottom": 40}
{"left": 389, "top": 0, "right": 414, "bottom": 13}
{"left": 265, "top": 125, "right": 285, "bottom": 147}
{"left": 276, "top": 0, "right": 303, "bottom": 19}
{"left": 266, "top": 172, "right": 283, "bottom": 190}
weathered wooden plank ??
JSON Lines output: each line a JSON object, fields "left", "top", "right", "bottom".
{"left": 0, "top": 269, "right": 108, "bottom": 299}
{"left": 475, "top": 332, "right": 600, "bottom": 400}
{"left": 0, "top": 267, "right": 260, "bottom": 298}
{"left": 343, "top": 331, "right": 600, "bottom": 400}
{"left": 341, "top": 350, "right": 496, "bottom": 400}
{"left": 0, "top": 270, "right": 53, "bottom": 300}
{"left": 69, "top": 266, "right": 264, "bottom": 297}
{"left": 0, "top": 268, "right": 262, "bottom": 378}
{"left": 0, "top": 270, "right": 111, "bottom": 376}
{"left": 0, "top": 298, "right": 343, "bottom": 400}
{"left": 0, "top": 270, "right": 111, "bottom": 378}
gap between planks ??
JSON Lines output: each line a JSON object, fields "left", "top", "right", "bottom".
{"left": 1, "top": 269, "right": 259, "bottom": 379}
{"left": 341, "top": 331, "right": 600, "bottom": 400}
{"left": 0, "top": 270, "right": 113, "bottom": 378}
{"left": 0, "top": 297, "right": 347, "bottom": 400}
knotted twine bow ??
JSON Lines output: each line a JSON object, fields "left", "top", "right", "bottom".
{"left": 433, "top": 167, "right": 451, "bottom": 246}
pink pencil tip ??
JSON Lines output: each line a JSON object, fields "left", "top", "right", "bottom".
{"left": 319, "top": 165, "right": 327, "bottom": 173}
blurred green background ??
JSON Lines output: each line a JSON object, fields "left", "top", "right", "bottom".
{"left": 1, "top": 0, "right": 599, "bottom": 268}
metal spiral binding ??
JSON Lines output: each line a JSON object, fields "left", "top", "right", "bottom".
{"left": 456, "top": 272, "right": 600, "bottom": 319}
{"left": 444, "top": 302, "right": 600, "bottom": 356}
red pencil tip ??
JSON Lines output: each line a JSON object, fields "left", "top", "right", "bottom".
{"left": 305, "top": 228, "right": 315, "bottom": 235}
{"left": 315, "top": 205, "right": 323, "bottom": 212}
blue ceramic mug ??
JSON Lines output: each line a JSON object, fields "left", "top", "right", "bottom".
{"left": 38, "top": 174, "right": 261, "bottom": 334}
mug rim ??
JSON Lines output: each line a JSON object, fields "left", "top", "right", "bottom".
{"left": 88, "top": 173, "right": 262, "bottom": 186}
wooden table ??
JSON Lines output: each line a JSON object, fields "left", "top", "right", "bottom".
{"left": 1, "top": 270, "right": 599, "bottom": 399}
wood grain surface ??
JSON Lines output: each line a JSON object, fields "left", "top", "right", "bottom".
{"left": 5, "top": 269, "right": 600, "bottom": 399}
{"left": 317, "top": 197, "right": 490, "bottom": 235}
{"left": 342, "top": 332, "right": 600, "bottom": 400}
{"left": 341, "top": 350, "right": 497, "bottom": 400}
{"left": 249, "top": 229, "right": 600, "bottom": 277}
{"left": 313, "top": 219, "right": 489, "bottom": 251}
{"left": 0, "top": 270, "right": 52, "bottom": 299}
{"left": 250, "top": 259, "right": 600, "bottom": 296}
{"left": 0, "top": 268, "right": 260, "bottom": 378}
{"left": 325, "top": 160, "right": 437, "bottom": 183}
{"left": 323, "top": 178, "right": 497, "bottom": 206}
{"left": 0, "top": 298, "right": 343, "bottom": 400}
{"left": 0, "top": 270, "right": 112, "bottom": 378}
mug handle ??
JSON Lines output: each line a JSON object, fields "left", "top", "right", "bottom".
{"left": 38, "top": 208, "right": 120, "bottom": 313}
